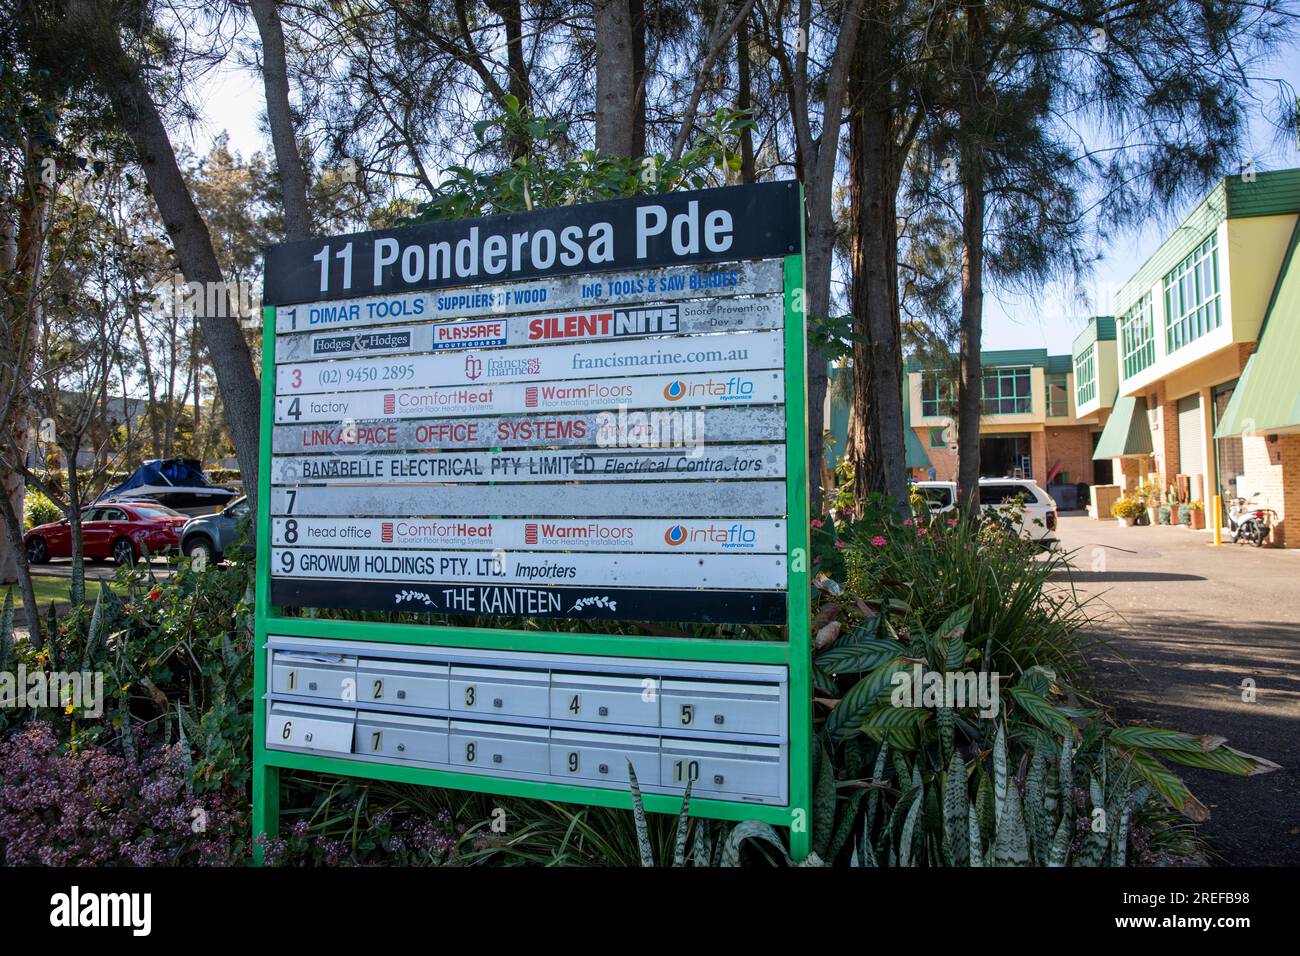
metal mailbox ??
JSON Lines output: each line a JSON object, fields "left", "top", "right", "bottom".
{"left": 266, "top": 702, "right": 355, "bottom": 755}
{"left": 549, "top": 729, "right": 661, "bottom": 787}
{"left": 270, "top": 651, "right": 358, "bottom": 704}
{"left": 449, "top": 720, "right": 551, "bottom": 776}
{"left": 660, "top": 738, "right": 785, "bottom": 802}
{"left": 449, "top": 666, "right": 551, "bottom": 719}
{"left": 659, "top": 679, "right": 784, "bottom": 737}
{"left": 550, "top": 672, "right": 660, "bottom": 727}
{"left": 354, "top": 712, "right": 450, "bottom": 765}
{"left": 356, "top": 658, "right": 450, "bottom": 711}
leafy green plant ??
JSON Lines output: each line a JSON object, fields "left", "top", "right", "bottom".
{"left": 23, "top": 487, "right": 60, "bottom": 529}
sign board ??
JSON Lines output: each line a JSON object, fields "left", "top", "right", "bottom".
{"left": 253, "top": 181, "right": 812, "bottom": 860}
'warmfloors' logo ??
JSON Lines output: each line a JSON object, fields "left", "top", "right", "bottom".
{"left": 50, "top": 886, "right": 151, "bottom": 936}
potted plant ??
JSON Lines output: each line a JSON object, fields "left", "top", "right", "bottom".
{"left": 1137, "top": 480, "right": 1160, "bottom": 525}
{"left": 1182, "top": 499, "right": 1206, "bottom": 529}
{"left": 1110, "top": 495, "right": 1145, "bottom": 527}
{"left": 1157, "top": 504, "right": 1172, "bottom": 525}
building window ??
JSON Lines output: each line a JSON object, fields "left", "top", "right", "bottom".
{"left": 1121, "top": 292, "right": 1156, "bottom": 379}
{"left": 928, "top": 426, "right": 947, "bottom": 448}
{"left": 1163, "top": 233, "right": 1221, "bottom": 354}
{"left": 1074, "top": 344, "right": 1096, "bottom": 407}
{"left": 920, "top": 371, "right": 954, "bottom": 417}
{"left": 981, "top": 366, "right": 1032, "bottom": 415}
{"left": 1047, "top": 372, "right": 1070, "bottom": 418}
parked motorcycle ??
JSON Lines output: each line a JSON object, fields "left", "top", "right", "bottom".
{"left": 1227, "top": 493, "right": 1273, "bottom": 547}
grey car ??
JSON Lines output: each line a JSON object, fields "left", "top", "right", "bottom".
{"left": 179, "top": 496, "right": 251, "bottom": 564}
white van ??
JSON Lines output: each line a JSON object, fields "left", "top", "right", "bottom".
{"left": 912, "top": 478, "right": 1059, "bottom": 544}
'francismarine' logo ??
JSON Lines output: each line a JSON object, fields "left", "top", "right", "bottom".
{"left": 464, "top": 355, "right": 483, "bottom": 380}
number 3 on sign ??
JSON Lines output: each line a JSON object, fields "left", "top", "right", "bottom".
{"left": 313, "top": 242, "right": 354, "bottom": 293}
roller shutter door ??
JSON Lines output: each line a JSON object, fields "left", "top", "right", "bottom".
{"left": 1177, "top": 394, "right": 1204, "bottom": 475}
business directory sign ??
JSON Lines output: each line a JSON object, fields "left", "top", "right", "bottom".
{"left": 253, "top": 181, "right": 812, "bottom": 860}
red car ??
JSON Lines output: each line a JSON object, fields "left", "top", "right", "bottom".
{"left": 25, "top": 501, "right": 189, "bottom": 566}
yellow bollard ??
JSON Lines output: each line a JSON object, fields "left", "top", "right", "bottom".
{"left": 1212, "top": 494, "right": 1223, "bottom": 545}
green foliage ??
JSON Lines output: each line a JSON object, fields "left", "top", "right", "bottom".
{"left": 405, "top": 99, "right": 756, "bottom": 224}
{"left": 23, "top": 487, "right": 61, "bottom": 529}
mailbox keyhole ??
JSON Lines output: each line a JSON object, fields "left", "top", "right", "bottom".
{"left": 396, "top": 690, "right": 407, "bottom": 700}
{"left": 714, "top": 774, "right": 724, "bottom": 785}
{"left": 598, "top": 706, "right": 609, "bottom": 716}
{"left": 493, "top": 698, "right": 503, "bottom": 708}
{"left": 493, "top": 753, "right": 503, "bottom": 763}
{"left": 308, "top": 681, "right": 318, "bottom": 691}
{"left": 598, "top": 763, "right": 609, "bottom": 774}
{"left": 714, "top": 714, "right": 725, "bottom": 725}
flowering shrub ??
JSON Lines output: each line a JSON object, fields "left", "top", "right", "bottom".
{"left": 0, "top": 722, "right": 249, "bottom": 866}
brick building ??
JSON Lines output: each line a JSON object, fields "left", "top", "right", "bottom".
{"left": 901, "top": 348, "right": 1108, "bottom": 504}
{"left": 1084, "top": 167, "right": 1300, "bottom": 545}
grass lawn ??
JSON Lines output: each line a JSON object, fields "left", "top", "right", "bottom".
{"left": 6, "top": 571, "right": 143, "bottom": 611}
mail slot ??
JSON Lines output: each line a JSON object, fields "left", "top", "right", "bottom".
{"left": 265, "top": 702, "right": 355, "bottom": 754}
{"left": 659, "top": 679, "right": 783, "bottom": 737}
{"left": 449, "top": 666, "right": 550, "bottom": 719}
{"left": 271, "top": 651, "right": 358, "bottom": 704}
{"left": 550, "top": 673, "right": 660, "bottom": 727}
{"left": 549, "top": 729, "right": 660, "bottom": 786}
{"left": 660, "top": 739, "right": 785, "bottom": 801}
{"left": 356, "top": 659, "right": 450, "bottom": 712}
{"left": 449, "top": 720, "right": 550, "bottom": 775}
{"left": 354, "top": 712, "right": 450, "bottom": 764}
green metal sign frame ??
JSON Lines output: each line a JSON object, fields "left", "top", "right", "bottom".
{"left": 252, "top": 213, "right": 811, "bottom": 862}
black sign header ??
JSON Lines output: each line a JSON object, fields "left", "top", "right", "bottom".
{"left": 263, "top": 181, "right": 802, "bottom": 306}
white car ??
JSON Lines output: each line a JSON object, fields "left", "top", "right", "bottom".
{"left": 912, "top": 478, "right": 1059, "bottom": 543}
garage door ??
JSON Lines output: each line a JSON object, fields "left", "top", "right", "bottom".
{"left": 1177, "top": 394, "right": 1203, "bottom": 475}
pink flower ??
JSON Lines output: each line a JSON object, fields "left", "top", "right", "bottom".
{"left": 811, "top": 519, "right": 824, "bottom": 529}
{"left": 947, "top": 519, "right": 957, "bottom": 527}
{"left": 870, "top": 535, "right": 886, "bottom": 547}
{"left": 834, "top": 540, "right": 846, "bottom": 550}
{"left": 903, "top": 518, "right": 914, "bottom": 526}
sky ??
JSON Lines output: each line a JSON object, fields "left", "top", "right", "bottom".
{"left": 188, "top": 33, "right": 1300, "bottom": 360}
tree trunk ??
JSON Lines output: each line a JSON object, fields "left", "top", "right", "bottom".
{"left": 0, "top": 492, "right": 40, "bottom": 647}
{"left": 796, "top": 0, "right": 862, "bottom": 516}
{"left": 74, "top": 0, "right": 263, "bottom": 508}
{"left": 249, "top": 0, "right": 312, "bottom": 242}
{"left": 630, "top": 0, "right": 646, "bottom": 156}
{"left": 847, "top": 14, "right": 908, "bottom": 510}
{"left": 64, "top": 449, "right": 85, "bottom": 608}
{"left": 737, "top": 13, "right": 754, "bottom": 183}
{"left": 594, "top": 0, "right": 636, "bottom": 156}
{"left": 956, "top": 2, "right": 987, "bottom": 512}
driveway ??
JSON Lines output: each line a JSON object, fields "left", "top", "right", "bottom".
{"left": 1053, "top": 513, "right": 1300, "bottom": 865}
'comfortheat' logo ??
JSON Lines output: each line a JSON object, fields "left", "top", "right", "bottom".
{"left": 383, "top": 393, "right": 396, "bottom": 414}
{"left": 664, "top": 524, "right": 687, "bottom": 546}
{"left": 663, "top": 380, "right": 685, "bottom": 401}
{"left": 381, "top": 522, "right": 394, "bottom": 543}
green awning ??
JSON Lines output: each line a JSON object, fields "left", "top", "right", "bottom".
{"left": 1214, "top": 221, "right": 1300, "bottom": 437}
{"left": 904, "top": 421, "right": 932, "bottom": 469}
{"left": 1093, "top": 394, "right": 1153, "bottom": 459}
